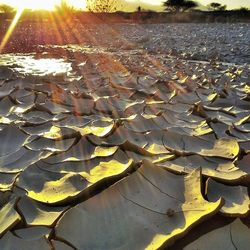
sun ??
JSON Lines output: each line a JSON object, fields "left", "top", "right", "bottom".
{"left": 0, "top": 0, "right": 87, "bottom": 53}
{"left": 1, "top": 0, "right": 86, "bottom": 10}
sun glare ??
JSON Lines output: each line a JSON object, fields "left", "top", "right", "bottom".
{"left": 0, "top": 0, "right": 87, "bottom": 52}
{"left": 1, "top": 0, "right": 86, "bottom": 10}
{"left": 0, "top": 7, "right": 23, "bottom": 53}
{"left": 0, "top": 0, "right": 87, "bottom": 53}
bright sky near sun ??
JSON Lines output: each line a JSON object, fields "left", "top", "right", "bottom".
{"left": 0, "top": 0, "right": 249, "bottom": 10}
{"left": 0, "top": 0, "right": 86, "bottom": 10}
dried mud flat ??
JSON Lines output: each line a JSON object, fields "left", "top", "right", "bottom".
{"left": 0, "top": 23, "right": 250, "bottom": 249}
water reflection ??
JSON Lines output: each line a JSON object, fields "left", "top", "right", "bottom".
{"left": 40, "top": 44, "right": 142, "bottom": 55}
{"left": 0, "top": 54, "right": 77, "bottom": 79}
{"left": 40, "top": 44, "right": 106, "bottom": 54}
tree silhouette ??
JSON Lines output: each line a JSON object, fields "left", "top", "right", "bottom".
{"left": 0, "top": 4, "right": 15, "bottom": 13}
{"left": 86, "top": 0, "right": 121, "bottom": 13}
{"left": 55, "top": 0, "right": 76, "bottom": 14}
{"left": 208, "top": 2, "right": 227, "bottom": 11}
{"left": 163, "top": 0, "right": 198, "bottom": 12}
{"left": 237, "top": 7, "right": 249, "bottom": 12}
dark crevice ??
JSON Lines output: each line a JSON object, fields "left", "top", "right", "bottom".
{"left": 138, "top": 170, "right": 183, "bottom": 203}
{"left": 229, "top": 223, "right": 238, "bottom": 250}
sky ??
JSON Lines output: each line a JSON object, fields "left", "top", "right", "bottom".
{"left": 0, "top": 0, "right": 249, "bottom": 11}
{"left": 129, "top": 0, "right": 250, "bottom": 10}
{"left": 0, "top": 0, "right": 86, "bottom": 10}
{"left": 197, "top": 0, "right": 250, "bottom": 9}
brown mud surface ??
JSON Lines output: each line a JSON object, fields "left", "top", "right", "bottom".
{"left": 0, "top": 20, "right": 250, "bottom": 249}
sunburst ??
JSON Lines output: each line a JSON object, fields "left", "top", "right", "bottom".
{"left": 1, "top": 0, "right": 86, "bottom": 10}
{"left": 0, "top": 7, "right": 23, "bottom": 53}
{"left": 0, "top": 0, "right": 87, "bottom": 53}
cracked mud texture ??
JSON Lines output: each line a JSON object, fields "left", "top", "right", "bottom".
{"left": 0, "top": 22, "right": 250, "bottom": 249}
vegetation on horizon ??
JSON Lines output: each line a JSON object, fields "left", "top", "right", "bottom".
{"left": 0, "top": 0, "right": 249, "bottom": 15}
{"left": 55, "top": 0, "right": 79, "bottom": 14}
{"left": 86, "top": 0, "right": 121, "bottom": 12}
{"left": 208, "top": 2, "right": 227, "bottom": 11}
{"left": 0, "top": 3, "right": 15, "bottom": 13}
{"left": 163, "top": 0, "right": 198, "bottom": 12}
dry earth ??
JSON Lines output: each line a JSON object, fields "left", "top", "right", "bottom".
{"left": 0, "top": 23, "right": 250, "bottom": 249}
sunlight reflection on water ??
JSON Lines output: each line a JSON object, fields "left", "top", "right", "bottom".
{"left": 39, "top": 44, "right": 106, "bottom": 54}
{"left": 0, "top": 54, "right": 78, "bottom": 79}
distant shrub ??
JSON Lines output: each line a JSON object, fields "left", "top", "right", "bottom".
{"left": 235, "top": 7, "right": 249, "bottom": 12}
{"left": 86, "top": 0, "right": 122, "bottom": 13}
{"left": 55, "top": 0, "right": 77, "bottom": 14}
{"left": 232, "top": 7, "right": 250, "bottom": 17}
{"left": 163, "top": 0, "right": 198, "bottom": 13}
{"left": 0, "top": 4, "right": 15, "bottom": 13}
{"left": 208, "top": 3, "right": 227, "bottom": 11}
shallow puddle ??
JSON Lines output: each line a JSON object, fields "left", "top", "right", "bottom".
{"left": 0, "top": 53, "right": 76, "bottom": 79}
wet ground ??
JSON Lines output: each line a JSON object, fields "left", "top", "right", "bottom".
{"left": 0, "top": 23, "right": 250, "bottom": 249}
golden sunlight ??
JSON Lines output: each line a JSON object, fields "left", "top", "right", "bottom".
{"left": 1, "top": 0, "right": 86, "bottom": 10}
{"left": 0, "top": 7, "right": 23, "bottom": 53}
{"left": 0, "top": 0, "right": 86, "bottom": 53}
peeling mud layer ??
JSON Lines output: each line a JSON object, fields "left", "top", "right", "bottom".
{"left": 0, "top": 23, "right": 250, "bottom": 249}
